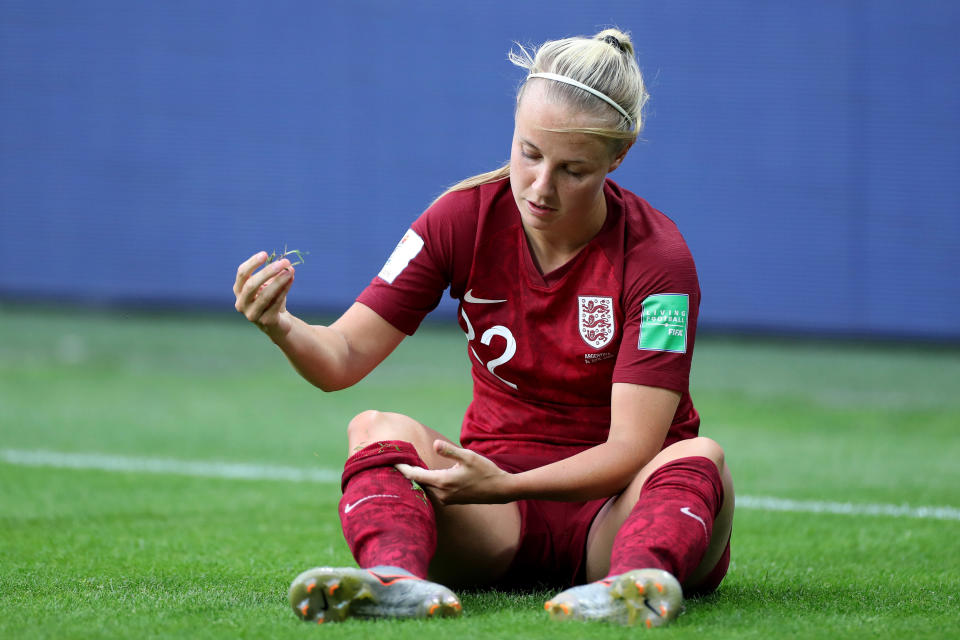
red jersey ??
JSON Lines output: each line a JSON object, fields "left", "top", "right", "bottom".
{"left": 357, "top": 178, "right": 700, "bottom": 467}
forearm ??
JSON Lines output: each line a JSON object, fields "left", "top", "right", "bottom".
{"left": 395, "top": 386, "right": 678, "bottom": 507}
{"left": 269, "top": 314, "right": 359, "bottom": 391}
{"left": 502, "top": 440, "right": 657, "bottom": 502}
{"left": 498, "top": 384, "right": 679, "bottom": 502}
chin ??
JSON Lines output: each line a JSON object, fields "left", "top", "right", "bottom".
{"left": 521, "top": 212, "right": 557, "bottom": 232}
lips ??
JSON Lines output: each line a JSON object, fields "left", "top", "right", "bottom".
{"left": 526, "top": 200, "right": 557, "bottom": 216}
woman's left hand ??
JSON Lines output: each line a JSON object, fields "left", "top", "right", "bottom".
{"left": 395, "top": 441, "right": 512, "bottom": 505}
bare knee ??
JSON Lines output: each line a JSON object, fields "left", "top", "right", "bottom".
{"left": 347, "top": 410, "right": 409, "bottom": 450}
{"left": 658, "top": 436, "right": 725, "bottom": 472}
{"left": 622, "top": 437, "right": 726, "bottom": 505}
{"left": 688, "top": 436, "right": 725, "bottom": 469}
{"left": 346, "top": 409, "right": 378, "bottom": 445}
{"left": 346, "top": 410, "right": 435, "bottom": 455}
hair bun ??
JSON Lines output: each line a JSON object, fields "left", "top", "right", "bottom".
{"left": 602, "top": 34, "right": 624, "bottom": 52}
{"left": 596, "top": 29, "right": 634, "bottom": 56}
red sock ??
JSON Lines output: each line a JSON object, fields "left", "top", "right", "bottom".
{"left": 338, "top": 440, "right": 435, "bottom": 578}
{"left": 608, "top": 456, "right": 724, "bottom": 585}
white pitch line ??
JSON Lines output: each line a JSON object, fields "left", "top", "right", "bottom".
{"left": 2, "top": 448, "right": 958, "bottom": 522}
{"left": 0, "top": 448, "right": 340, "bottom": 484}
{"left": 736, "top": 495, "right": 960, "bottom": 522}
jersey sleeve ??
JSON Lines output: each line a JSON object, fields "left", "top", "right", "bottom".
{"left": 612, "top": 231, "right": 701, "bottom": 393}
{"left": 355, "top": 189, "right": 477, "bottom": 335}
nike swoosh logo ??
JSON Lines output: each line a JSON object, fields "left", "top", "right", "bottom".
{"left": 680, "top": 506, "right": 708, "bottom": 537}
{"left": 343, "top": 493, "right": 399, "bottom": 513}
{"left": 463, "top": 289, "right": 506, "bottom": 304}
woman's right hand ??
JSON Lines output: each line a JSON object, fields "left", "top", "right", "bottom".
{"left": 234, "top": 251, "right": 296, "bottom": 341}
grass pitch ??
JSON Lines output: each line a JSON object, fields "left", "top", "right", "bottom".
{"left": 1, "top": 305, "right": 958, "bottom": 639}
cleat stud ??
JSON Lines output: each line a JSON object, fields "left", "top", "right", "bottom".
{"left": 660, "top": 605, "right": 668, "bottom": 617}
{"left": 559, "top": 604, "right": 571, "bottom": 615}
{"left": 299, "top": 603, "right": 309, "bottom": 617}
{"left": 306, "top": 580, "right": 316, "bottom": 594}
{"left": 645, "top": 619, "right": 653, "bottom": 629}
{"left": 428, "top": 604, "right": 439, "bottom": 616}
{"left": 544, "top": 601, "right": 552, "bottom": 611}
{"left": 655, "top": 582, "right": 664, "bottom": 593}
{"left": 635, "top": 581, "right": 645, "bottom": 594}
{"left": 329, "top": 583, "right": 339, "bottom": 596}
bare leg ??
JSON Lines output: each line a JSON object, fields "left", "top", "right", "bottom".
{"left": 347, "top": 410, "right": 521, "bottom": 588}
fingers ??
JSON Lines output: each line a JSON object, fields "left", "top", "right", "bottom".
{"left": 242, "top": 266, "right": 292, "bottom": 320}
{"left": 235, "top": 251, "right": 290, "bottom": 308}
{"left": 254, "top": 269, "right": 295, "bottom": 326}
{"left": 396, "top": 454, "right": 504, "bottom": 505}
{"left": 433, "top": 440, "right": 470, "bottom": 462}
{"left": 395, "top": 464, "right": 448, "bottom": 490}
{"left": 396, "top": 464, "right": 449, "bottom": 505}
{"left": 395, "top": 463, "right": 425, "bottom": 482}
{"left": 235, "top": 257, "right": 295, "bottom": 321}
{"left": 396, "top": 462, "right": 454, "bottom": 487}
{"left": 234, "top": 251, "right": 268, "bottom": 297}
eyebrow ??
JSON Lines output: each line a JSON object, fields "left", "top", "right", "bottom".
{"left": 519, "top": 138, "right": 591, "bottom": 166}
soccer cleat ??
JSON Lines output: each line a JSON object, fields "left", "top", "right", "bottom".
{"left": 288, "top": 565, "right": 462, "bottom": 623}
{"left": 544, "top": 568, "right": 683, "bottom": 628}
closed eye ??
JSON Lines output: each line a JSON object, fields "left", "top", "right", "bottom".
{"left": 518, "top": 140, "right": 590, "bottom": 177}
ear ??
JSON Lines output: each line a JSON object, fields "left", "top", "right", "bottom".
{"left": 607, "top": 140, "right": 634, "bottom": 173}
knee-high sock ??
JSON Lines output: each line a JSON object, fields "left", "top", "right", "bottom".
{"left": 608, "top": 456, "right": 724, "bottom": 584}
{"left": 338, "top": 440, "right": 435, "bottom": 578}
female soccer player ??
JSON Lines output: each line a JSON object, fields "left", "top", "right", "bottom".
{"left": 234, "top": 28, "right": 734, "bottom": 628}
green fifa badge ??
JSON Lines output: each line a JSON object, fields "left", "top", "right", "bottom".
{"left": 638, "top": 293, "right": 689, "bottom": 353}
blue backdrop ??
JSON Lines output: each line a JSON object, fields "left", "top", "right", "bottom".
{"left": 1, "top": 1, "right": 957, "bottom": 339}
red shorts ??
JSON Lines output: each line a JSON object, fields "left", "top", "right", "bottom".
{"left": 482, "top": 449, "right": 731, "bottom": 593}
{"left": 484, "top": 450, "right": 608, "bottom": 589}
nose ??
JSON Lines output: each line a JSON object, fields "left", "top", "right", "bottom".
{"left": 531, "top": 165, "right": 555, "bottom": 200}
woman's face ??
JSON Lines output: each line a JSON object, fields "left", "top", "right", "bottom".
{"left": 509, "top": 81, "right": 627, "bottom": 237}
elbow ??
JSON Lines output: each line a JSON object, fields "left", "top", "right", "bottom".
{"left": 315, "top": 379, "right": 349, "bottom": 393}
{"left": 312, "top": 371, "right": 362, "bottom": 393}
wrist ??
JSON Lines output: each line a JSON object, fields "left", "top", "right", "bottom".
{"left": 262, "top": 311, "right": 294, "bottom": 345}
{"left": 494, "top": 468, "right": 523, "bottom": 503}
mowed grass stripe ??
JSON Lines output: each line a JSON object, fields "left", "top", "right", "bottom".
{"left": 5, "top": 447, "right": 959, "bottom": 522}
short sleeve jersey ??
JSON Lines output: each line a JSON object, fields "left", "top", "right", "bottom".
{"left": 358, "top": 178, "right": 701, "bottom": 466}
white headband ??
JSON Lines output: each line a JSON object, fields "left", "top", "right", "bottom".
{"left": 527, "top": 72, "right": 633, "bottom": 127}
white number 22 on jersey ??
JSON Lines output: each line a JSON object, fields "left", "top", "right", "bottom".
{"left": 461, "top": 309, "right": 518, "bottom": 390}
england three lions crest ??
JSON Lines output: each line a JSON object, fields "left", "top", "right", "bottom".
{"left": 578, "top": 296, "right": 615, "bottom": 349}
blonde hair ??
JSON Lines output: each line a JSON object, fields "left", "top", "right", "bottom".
{"left": 433, "top": 28, "right": 648, "bottom": 204}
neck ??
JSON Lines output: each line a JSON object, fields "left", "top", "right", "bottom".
{"left": 524, "top": 197, "right": 607, "bottom": 274}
